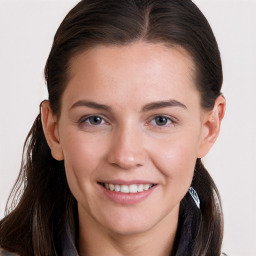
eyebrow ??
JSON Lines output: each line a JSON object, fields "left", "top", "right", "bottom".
{"left": 70, "top": 100, "right": 112, "bottom": 112}
{"left": 70, "top": 99, "right": 187, "bottom": 112}
{"left": 141, "top": 99, "right": 187, "bottom": 112}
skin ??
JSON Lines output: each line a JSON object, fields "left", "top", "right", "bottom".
{"left": 41, "top": 42, "right": 225, "bottom": 256}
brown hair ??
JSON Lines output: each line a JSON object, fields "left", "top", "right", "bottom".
{"left": 0, "top": 1, "right": 223, "bottom": 255}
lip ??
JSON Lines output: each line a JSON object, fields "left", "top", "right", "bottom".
{"left": 98, "top": 181, "right": 158, "bottom": 205}
{"left": 98, "top": 179, "right": 157, "bottom": 185}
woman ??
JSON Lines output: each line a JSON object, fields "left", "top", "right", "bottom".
{"left": 0, "top": 0, "right": 226, "bottom": 255}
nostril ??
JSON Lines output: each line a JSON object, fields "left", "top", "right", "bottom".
{"left": 106, "top": 134, "right": 146, "bottom": 169}
{"left": 108, "top": 153, "right": 145, "bottom": 170}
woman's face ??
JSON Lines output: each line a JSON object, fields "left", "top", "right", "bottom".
{"left": 53, "top": 42, "right": 210, "bottom": 235}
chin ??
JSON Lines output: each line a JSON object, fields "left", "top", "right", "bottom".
{"left": 99, "top": 209, "right": 160, "bottom": 236}
{"left": 107, "top": 221, "right": 152, "bottom": 236}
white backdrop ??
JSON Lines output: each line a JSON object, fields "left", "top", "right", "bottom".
{"left": 0, "top": 1, "right": 255, "bottom": 255}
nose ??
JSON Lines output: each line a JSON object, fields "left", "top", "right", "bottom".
{"left": 107, "top": 125, "right": 146, "bottom": 170}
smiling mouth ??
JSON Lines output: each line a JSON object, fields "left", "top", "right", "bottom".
{"left": 98, "top": 182, "right": 156, "bottom": 193}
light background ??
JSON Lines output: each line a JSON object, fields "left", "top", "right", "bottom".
{"left": 0, "top": 0, "right": 255, "bottom": 255}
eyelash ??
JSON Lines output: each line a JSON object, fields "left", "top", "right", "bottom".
{"left": 78, "top": 115, "right": 109, "bottom": 126}
{"left": 146, "top": 115, "right": 176, "bottom": 128}
{"left": 78, "top": 114, "right": 176, "bottom": 128}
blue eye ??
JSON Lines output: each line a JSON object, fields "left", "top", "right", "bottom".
{"left": 88, "top": 116, "right": 103, "bottom": 125}
{"left": 82, "top": 116, "right": 105, "bottom": 125}
{"left": 151, "top": 115, "right": 173, "bottom": 127}
{"left": 154, "top": 116, "right": 169, "bottom": 126}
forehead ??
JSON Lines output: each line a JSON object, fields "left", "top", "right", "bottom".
{"left": 64, "top": 42, "right": 199, "bottom": 109}
{"left": 69, "top": 41, "right": 196, "bottom": 80}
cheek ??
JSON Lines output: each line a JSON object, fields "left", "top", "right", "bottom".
{"left": 147, "top": 131, "right": 200, "bottom": 188}
{"left": 153, "top": 142, "right": 197, "bottom": 205}
{"left": 61, "top": 130, "right": 106, "bottom": 168}
{"left": 59, "top": 131, "right": 106, "bottom": 195}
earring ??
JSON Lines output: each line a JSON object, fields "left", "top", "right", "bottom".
{"left": 188, "top": 187, "right": 200, "bottom": 209}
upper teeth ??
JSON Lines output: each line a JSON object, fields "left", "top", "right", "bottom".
{"left": 104, "top": 183, "right": 153, "bottom": 193}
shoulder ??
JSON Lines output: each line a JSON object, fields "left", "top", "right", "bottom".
{"left": 0, "top": 248, "right": 19, "bottom": 256}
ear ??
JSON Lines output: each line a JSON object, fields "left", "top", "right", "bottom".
{"left": 41, "top": 100, "right": 64, "bottom": 161}
{"left": 197, "top": 95, "right": 226, "bottom": 158}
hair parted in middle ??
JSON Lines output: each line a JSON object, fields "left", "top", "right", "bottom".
{"left": 0, "top": 1, "right": 224, "bottom": 255}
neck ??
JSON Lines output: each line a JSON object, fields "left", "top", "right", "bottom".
{"left": 77, "top": 204, "right": 179, "bottom": 256}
